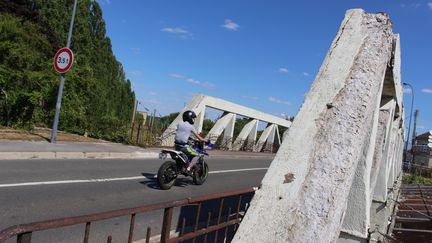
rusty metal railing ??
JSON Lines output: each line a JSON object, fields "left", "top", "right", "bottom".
{"left": 0, "top": 188, "right": 256, "bottom": 243}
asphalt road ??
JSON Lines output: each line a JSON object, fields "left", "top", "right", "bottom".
{"left": 0, "top": 156, "right": 272, "bottom": 243}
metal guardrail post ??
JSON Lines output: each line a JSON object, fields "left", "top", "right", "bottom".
{"left": 17, "top": 232, "right": 32, "bottom": 243}
{"left": 161, "top": 207, "right": 174, "bottom": 243}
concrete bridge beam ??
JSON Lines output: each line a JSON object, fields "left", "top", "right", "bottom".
{"left": 254, "top": 124, "right": 276, "bottom": 152}
{"left": 233, "top": 9, "right": 403, "bottom": 243}
{"left": 206, "top": 113, "right": 236, "bottom": 144}
{"left": 161, "top": 95, "right": 291, "bottom": 148}
{"left": 232, "top": 119, "right": 258, "bottom": 151}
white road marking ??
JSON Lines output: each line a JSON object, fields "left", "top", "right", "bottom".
{"left": 0, "top": 168, "right": 268, "bottom": 188}
{"left": 209, "top": 167, "right": 268, "bottom": 174}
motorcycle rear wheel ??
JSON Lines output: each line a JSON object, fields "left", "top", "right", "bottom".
{"left": 157, "top": 160, "right": 177, "bottom": 190}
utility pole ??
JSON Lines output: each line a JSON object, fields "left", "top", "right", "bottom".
{"left": 50, "top": 0, "right": 78, "bottom": 143}
{"left": 149, "top": 109, "right": 156, "bottom": 143}
{"left": 130, "top": 99, "right": 138, "bottom": 139}
{"left": 403, "top": 82, "right": 414, "bottom": 163}
{"left": 131, "top": 99, "right": 138, "bottom": 127}
{"left": 412, "top": 109, "right": 419, "bottom": 164}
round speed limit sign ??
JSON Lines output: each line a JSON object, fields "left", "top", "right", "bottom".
{"left": 53, "top": 47, "right": 74, "bottom": 73}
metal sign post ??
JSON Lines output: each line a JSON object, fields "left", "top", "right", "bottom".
{"left": 50, "top": 0, "right": 78, "bottom": 143}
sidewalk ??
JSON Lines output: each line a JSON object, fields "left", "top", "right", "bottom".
{"left": 0, "top": 140, "right": 275, "bottom": 160}
{"left": 0, "top": 140, "right": 159, "bottom": 160}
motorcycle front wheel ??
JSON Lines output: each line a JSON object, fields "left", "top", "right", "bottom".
{"left": 193, "top": 161, "right": 209, "bottom": 185}
{"left": 157, "top": 160, "right": 178, "bottom": 190}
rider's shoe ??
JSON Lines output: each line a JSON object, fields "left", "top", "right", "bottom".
{"left": 185, "top": 167, "right": 195, "bottom": 176}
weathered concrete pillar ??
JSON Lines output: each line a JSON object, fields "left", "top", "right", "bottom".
{"left": 254, "top": 124, "right": 276, "bottom": 152}
{"left": 233, "top": 9, "right": 397, "bottom": 243}
{"left": 222, "top": 113, "right": 236, "bottom": 150}
{"left": 339, "top": 70, "right": 383, "bottom": 241}
{"left": 369, "top": 100, "right": 395, "bottom": 206}
{"left": 264, "top": 125, "right": 278, "bottom": 152}
{"left": 194, "top": 107, "right": 205, "bottom": 134}
{"left": 206, "top": 113, "right": 236, "bottom": 144}
{"left": 161, "top": 95, "right": 207, "bottom": 146}
{"left": 232, "top": 119, "right": 258, "bottom": 151}
{"left": 368, "top": 101, "right": 395, "bottom": 242}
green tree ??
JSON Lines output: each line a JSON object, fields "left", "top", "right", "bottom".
{"left": 0, "top": 0, "right": 136, "bottom": 141}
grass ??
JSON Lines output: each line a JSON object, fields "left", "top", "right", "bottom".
{"left": 403, "top": 174, "right": 432, "bottom": 185}
{"left": 0, "top": 126, "right": 104, "bottom": 143}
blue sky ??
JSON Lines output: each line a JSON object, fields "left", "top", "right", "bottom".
{"left": 98, "top": 0, "right": 431, "bottom": 135}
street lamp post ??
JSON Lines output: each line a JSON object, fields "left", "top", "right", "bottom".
{"left": 403, "top": 82, "right": 414, "bottom": 164}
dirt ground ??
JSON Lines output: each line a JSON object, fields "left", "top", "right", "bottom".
{"left": 0, "top": 126, "right": 105, "bottom": 142}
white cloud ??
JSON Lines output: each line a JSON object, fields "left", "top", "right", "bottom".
{"left": 161, "top": 27, "right": 189, "bottom": 34}
{"left": 161, "top": 27, "right": 193, "bottom": 39}
{"left": 422, "top": 88, "right": 432, "bottom": 94}
{"left": 169, "top": 73, "right": 215, "bottom": 90}
{"left": 268, "top": 96, "right": 291, "bottom": 106}
{"left": 403, "top": 87, "right": 412, "bottom": 94}
{"left": 222, "top": 19, "right": 239, "bottom": 31}
{"left": 278, "top": 68, "right": 289, "bottom": 73}
{"left": 149, "top": 92, "right": 158, "bottom": 96}
{"left": 428, "top": 3, "right": 432, "bottom": 10}
{"left": 186, "top": 78, "right": 200, "bottom": 84}
{"left": 169, "top": 73, "right": 185, "bottom": 79}
{"left": 303, "top": 72, "right": 310, "bottom": 77}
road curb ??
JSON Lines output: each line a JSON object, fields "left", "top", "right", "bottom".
{"left": 0, "top": 151, "right": 274, "bottom": 160}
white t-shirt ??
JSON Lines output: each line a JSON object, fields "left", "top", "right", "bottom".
{"left": 174, "top": 121, "right": 196, "bottom": 143}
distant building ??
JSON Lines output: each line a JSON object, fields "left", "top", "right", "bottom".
{"left": 412, "top": 131, "right": 432, "bottom": 167}
{"left": 138, "top": 111, "right": 148, "bottom": 126}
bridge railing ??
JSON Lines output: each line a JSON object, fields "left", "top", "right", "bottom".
{"left": 0, "top": 188, "right": 256, "bottom": 243}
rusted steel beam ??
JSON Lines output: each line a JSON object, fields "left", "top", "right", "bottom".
{"left": 168, "top": 219, "right": 240, "bottom": 243}
{"left": 395, "top": 216, "right": 432, "bottom": 223}
{"left": 161, "top": 207, "right": 174, "bottom": 243}
{"left": 145, "top": 227, "right": 151, "bottom": 243}
{"left": 203, "top": 212, "right": 211, "bottom": 243}
{"left": 0, "top": 188, "right": 255, "bottom": 242}
{"left": 393, "top": 228, "right": 432, "bottom": 233}
{"left": 223, "top": 208, "right": 232, "bottom": 241}
{"left": 418, "top": 184, "right": 432, "bottom": 217}
{"left": 192, "top": 203, "right": 202, "bottom": 243}
{"left": 214, "top": 198, "right": 225, "bottom": 243}
{"left": 397, "top": 210, "right": 431, "bottom": 218}
{"left": 128, "top": 214, "right": 136, "bottom": 243}
{"left": 83, "top": 222, "right": 91, "bottom": 243}
{"left": 17, "top": 232, "right": 32, "bottom": 243}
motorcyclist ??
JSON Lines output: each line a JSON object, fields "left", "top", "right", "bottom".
{"left": 174, "top": 110, "right": 207, "bottom": 172}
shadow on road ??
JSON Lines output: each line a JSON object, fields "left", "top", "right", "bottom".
{"left": 139, "top": 172, "right": 194, "bottom": 190}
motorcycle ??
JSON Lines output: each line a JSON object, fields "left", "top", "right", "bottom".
{"left": 157, "top": 139, "right": 213, "bottom": 190}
